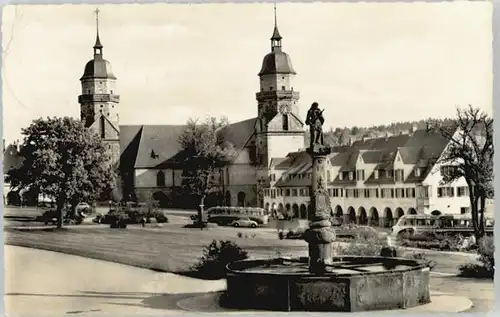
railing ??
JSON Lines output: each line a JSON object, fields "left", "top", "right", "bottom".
{"left": 78, "top": 94, "right": 120, "bottom": 103}
{"left": 256, "top": 90, "right": 300, "bottom": 101}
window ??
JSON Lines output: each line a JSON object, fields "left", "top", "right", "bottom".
{"left": 394, "top": 169, "right": 404, "bottom": 182}
{"left": 364, "top": 189, "right": 370, "bottom": 198}
{"left": 441, "top": 166, "right": 456, "bottom": 178}
{"left": 460, "top": 207, "right": 470, "bottom": 214}
{"left": 339, "top": 173, "right": 343, "bottom": 180}
{"left": 390, "top": 189, "right": 395, "bottom": 198}
{"left": 348, "top": 172, "right": 354, "bottom": 181}
{"left": 292, "top": 189, "right": 298, "bottom": 197}
{"left": 328, "top": 188, "right": 333, "bottom": 197}
{"left": 156, "top": 171, "right": 166, "bottom": 187}
{"left": 437, "top": 187, "right": 454, "bottom": 198}
{"left": 282, "top": 86, "right": 286, "bottom": 90}
{"left": 269, "top": 87, "right": 273, "bottom": 91}
{"left": 375, "top": 188, "right": 379, "bottom": 198}
{"left": 282, "top": 114, "right": 289, "bottom": 130}
{"left": 381, "top": 189, "right": 385, "bottom": 198}
{"left": 374, "top": 170, "right": 379, "bottom": 179}
{"left": 354, "top": 189, "right": 360, "bottom": 198}
{"left": 285, "top": 189, "right": 291, "bottom": 196}
{"left": 457, "top": 186, "right": 469, "bottom": 197}
{"left": 100, "top": 116, "right": 105, "bottom": 138}
{"left": 414, "top": 168, "right": 420, "bottom": 177}
{"left": 356, "top": 169, "right": 365, "bottom": 181}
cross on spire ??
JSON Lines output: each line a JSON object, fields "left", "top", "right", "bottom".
{"left": 93, "top": 8, "right": 103, "bottom": 56}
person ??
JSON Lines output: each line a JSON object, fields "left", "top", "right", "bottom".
{"left": 305, "top": 102, "right": 325, "bottom": 147}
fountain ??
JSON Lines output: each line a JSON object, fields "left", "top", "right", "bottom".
{"left": 223, "top": 102, "right": 431, "bottom": 312}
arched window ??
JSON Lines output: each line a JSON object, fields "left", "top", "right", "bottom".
{"left": 282, "top": 114, "right": 289, "bottom": 131}
{"left": 100, "top": 116, "right": 105, "bottom": 138}
{"left": 156, "top": 171, "right": 166, "bottom": 187}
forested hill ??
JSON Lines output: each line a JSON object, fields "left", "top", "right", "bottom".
{"left": 305, "top": 118, "right": 456, "bottom": 147}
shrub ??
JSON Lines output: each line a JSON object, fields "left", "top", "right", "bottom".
{"left": 458, "top": 236, "right": 494, "bottom": 279}
{"left": 191, "top": 240, "right": 248, "bottom": 279}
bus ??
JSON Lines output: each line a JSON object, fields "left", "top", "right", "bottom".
{"left": 203, "top": 206, "right": 270, "bottom": 226}
{"left": 391, "top": 213, "right": 494, "bottom": 238}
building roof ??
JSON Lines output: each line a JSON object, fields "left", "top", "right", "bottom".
{"left": 119, "top": 118, "right": 259, "bottom": 170}
{"left": 132, "top": 125, "right": 187, "bottom": 169}
{"left": 273, "top": 127, "right": 451, "bottom": 187}
{"left": 3, "top": 144, "right": 23, "bottom": 174}
{"left": 258, "top": 50, "right": 296, "bottom": 76}
{"left": 81, "top": 56, "right": 116, "bottom": 80}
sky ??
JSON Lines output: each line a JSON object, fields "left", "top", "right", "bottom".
{"left": 1, "top": 2, "right": 493, "bottom": 144}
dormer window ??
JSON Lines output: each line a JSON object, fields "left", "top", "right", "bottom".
{"left": 374, "top": 170, "right": 379, "bottom": 179}
{"left": 415, "top": 168, "right": 421, "bottom": 177}
{"left": 339, "top": 173, "right": 343, "bottom": 180}
{"left": 349, "top": 172, "right": 354, "bottom": 180}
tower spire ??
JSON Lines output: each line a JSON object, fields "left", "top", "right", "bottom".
{"left": 271, "top": 3, "right": 282, "bottom": 51}
{"left": 93, "top": 8, "right": 103, "bottom": 57}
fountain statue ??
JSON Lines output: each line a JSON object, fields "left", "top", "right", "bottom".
{"left": 303, "top": 102, "right": 335, "bottom": 274}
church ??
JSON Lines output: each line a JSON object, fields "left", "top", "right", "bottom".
{"left": 78, "top": 9, "right": 307, "bottom": 209}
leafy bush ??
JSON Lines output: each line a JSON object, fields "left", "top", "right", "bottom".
{"left": 458, "top": 236, "right": 494, "bottom": 279}
{"left": 191, "top": 240, "right": 248, "bottom": 279}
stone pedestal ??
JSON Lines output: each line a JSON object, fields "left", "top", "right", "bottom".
{"left": 303, "top": 145, "right": 336, "bottom": 274}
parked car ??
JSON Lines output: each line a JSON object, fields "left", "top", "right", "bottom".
{"left": 230, "top": 217, "right": 258, "bottom": 228}
{"left": 76, "top": 202, "right": 92, "bottom": 213}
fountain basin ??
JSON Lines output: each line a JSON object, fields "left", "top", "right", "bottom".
{"left": 225, "top": 256, "right": 430, "bottom": 312}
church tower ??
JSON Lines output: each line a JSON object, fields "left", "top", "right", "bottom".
{"left": 78, "top": 9, "right": 120, "bottom": 165}
{"left": 255, "top": 5, "right": 305, "bottom": 168}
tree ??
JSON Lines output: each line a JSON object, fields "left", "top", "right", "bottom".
{"left": 178, "top": 117, "right": 236, "bottom": 227}
{"left": 434, "top": 105, "right": 493, "bottom": 239}
{"left": 6, "top": 117, "right": 117, "bottom": 228}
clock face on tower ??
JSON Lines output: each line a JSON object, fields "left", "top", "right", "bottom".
{"left": 279, "top": 104, "right": 291, "bottom": 114}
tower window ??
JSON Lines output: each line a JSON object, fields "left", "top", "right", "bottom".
{"left": 282, "top": 77, "right": 285, "bottom": 79}
{"left": 261, "top": 88, "right": 264, "bottom": 92}
{"left": 269, "top": 87, "right": 273, "bottom": 91}
{"left": 100, "top": 116, "right": 105, "bottom": 138}
{"left": 282, "top": 114, "right": 289, "bottom": 131}
{"left": 282, "top": 86, "right": 285, "bottom": 90}
{"left": 111, "top": 90, "right": 113, "bottom": 94}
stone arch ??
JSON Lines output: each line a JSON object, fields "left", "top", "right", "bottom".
{"left": 292, "top": 204, "right": 299, "bottom": 218}
{"left": 299, "top": 204, "right": 307, "bottom": 219}
{"left": 384, "top": 207, "right": 394, "bottom": 228}
{"left": 335, "top": 205, "right": 343, "bottom": 218}
{"left": 278, "top": 203, "right": 284, "bottom": 214}
{"left": 156, "top": 170, "right": 166, "bottom": 187}
{"left": 264, "top": 202, "right": 270, "bottom": 212}
{"left": 224, "top": 191, "right": 231, "bottom": 206}
{"left": 431, "top": 210, "right": 442, "bottom": 216}
{"left": 396, "top": 207, "right": 405, "bottom": 218}
{"left": 408, "top": 207, "right": 417, "bottom": 215}
{"left": 237, "top": 191, "right": 246, "bottom": 207}
{"left": 358, "top": 207, "right": 368, "bottom": 225}
{"left": 347, "top": 207, "right": 356, "bottom": 223}
{"left": 369, "top": 207, "right": 379, "bottom": 226}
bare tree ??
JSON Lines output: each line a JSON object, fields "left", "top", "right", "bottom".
{"left": 434, "top": 105, "right": 493, "bottom": 239}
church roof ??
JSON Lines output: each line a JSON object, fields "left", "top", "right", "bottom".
{"left": 119, "top": 118, "right": 259, "bottom": 170}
